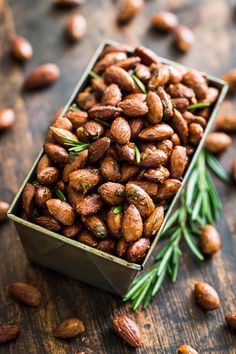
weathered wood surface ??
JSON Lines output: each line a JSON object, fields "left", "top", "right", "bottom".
{"left": 0, "top": 0, "right": 236, "bottom": 352}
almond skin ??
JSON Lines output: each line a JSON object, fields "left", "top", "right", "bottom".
{"left": 144, "top": 206, "right": 164, "bottom": 237}
{"left": 134, "top": 46, "right": 159, "bottom": 65}
{"left": 0, "top": 201, "right": 9, "bottom": 222}
{"left": 78, "top": 230, "right": 98, "bottom": 247}
{"left": 156, "top": 87, "right": 173, "bottom": 118}
{"left": 116, "top": 56, "right": 141, "bottom": 70}
{"left": 225, "top": 313, "right": 236, "bottom": 331}
{"left": 102, "top": 84, "right": 122, "bottom": 106}
{"left": 146, "top": 91, "right": 163, "bottom": 124}
{"left": 189, "top": 123, "right": 204, "bottom": 145}
{"left": 98, "top": 182, "right": 125, "bottom": 205}
{"left": 44, "top": 143, "right": 68, "bottom": 163}
{"left": 69, "top": 168, "right": 101, "bottom": 193}
{"left": 24, "top": 63, "right": 60, "bottom": 90}
{"left": 177, "top": 344, "right": 199, "bottom": 354}
{"left": 156, "top": 179, "right": 182, "bottom": 200}
{"left": 118, "top": 98, "right": 148, "bottom": 117}
{"left": 94, "top": 52, "right": 127, "bottom": 74}
{"left": 53, "top": 318, "right": 85, "bottom": 339}
{"left": 172, "top": 109, "right": 189, "bottom": 144}
{"left": 46, "top": 199, "right": 76, "bottom": 226}
{"left": 156, "top": 139, "right": 173, "bottom": 157}
{"left": 127, "top": 180, "right": 158, "bottom": 199}
{"left": 144, "top": 166, "right": 170, "bottom": 183}
{"left": 84, "top": 120, "right": 104, "bottom": 139}
{"left": 169, "top": 146, "right": 188, "bottom": 179}
{"left": 112, "top": 315, "right": 142, "bottom": 347}
{"left": 88, "top": 137, "right": 111, "bottom": 163}
{"left": 50, "top": 126, "right": 78, "bottom": 145}
{"left": 183, "top": 70, "right": 208, "bottom": 100}
{"left": 122, "top": 204, "right": 143, "bottom": 242}
{"left": 117, "top": 238, "right": 129, "bottom": 257}
{"left": 33, "top": 215, "right": 61, "bottom": 231}
{"left": 100, "top": 155, "right": 121, "bottom": 182}
{"left": 97, "top": 239, "right": 116, "bottom": 254}
{"left": 151, "top": 11, "right": 178, "bottom": 31}
{"left": 76, "top": 194, "right": 103, "bottom": 216}
{"left": 66, "top": 15, "right": 87, "bottom": 41}
{"left": 126, "top": 238, "right": 150, "bottom": 262}
{"left": 129, "top": 117, "right": 144, "bottom": 140}
{"left": 120, "top": 164, "right": 140, "bottom": 182}
{"left": 63, "top": 149, "right": 88, "bottom": 183}
{"left": 140, "top": 148, "right": 167, "bottom": 168}
{"left": 11, "top": 36, "right": 33, "bottom": 61}
{"left": 125, "top": 183, "right": 155, "bottom": 218}
{"left": 173, "top": 25, "right": 195, "bottom": 52}
{"left": 215, "top": 114, "right": 236, "bottom": 132}
{"left": 117, "top": 0, "right": 143, "bottom": 23}
{"left": 111, "top": 117, "right": 131, "bottom": 144}
{"left": 205, "top": 132, "right": 232, "bottom": 154}
{"left": 200, "top": 224, "right": 221, "bottom": 255}
{"left": 53, "top": 117, "right": 73, "bottom": 131}
{"left": 104, "top": 66, "right": 136, "bottom": 92}
{"left": 35, "top": 186, "right": 53, "bottom": 207}
{"left": 107, "top": 207, "right": 123, "bottom": 238}
{"left": 22, "top": 183, "right": 35, "bottom": 217}
{"left": 0, "top": 108, "right": 15, "bottom": 130}
{"left": 62, "top": 222, "right": 81, "bottom": 238}
{"left": 88, "top": 105, "right": 122, "bottom": 120}
{"left": 36, "top": 154, "right": 51, "bottom": 175}
{"left": 0, "top": 322, "right": 20, "bottom": 343}
{"left": 81, "top": 215, "right": 108, "bottom": 238}
{"left": 64, "top": 109, "right": 88, "bottom": 128}
{"left": 194, "top": 281, "right": 220, "bottom": 310}
{"left": 9, "top": 282, "right": 42, "bottom": 307}
{"left": 115, "top": 143, "right": 136, "bottom": 162}
{"left": 37, "top": 167, "right": 59, "bottom": 185}
{"left": 138, "top": 124, "right": 174, "bottom": 141}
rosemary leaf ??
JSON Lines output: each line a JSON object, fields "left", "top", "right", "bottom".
{"left": 134, "top": 145, "right": 141, "bottom": 164}
{"left": 89, "top": 70, "right": 101, "bottom": 80}
{"left": 205, "top": 151, "right": 231, "bottom": 184}
{"left": 187, "top": 102, "right": 210, "bottom": 110}
{"left": 113, "top": 205, "right": 123, "bottom": 214}
{"left": 131, "top": 74, "right": 147, "bottom": 94}
{"left": 183, "top": 228, "right": 204, "bottom": 260}
{"left": 54, "top": 188, "right": 66, "bottom": 202}
{"left": 69, "top": 104, "right": 79, "bottom": 112}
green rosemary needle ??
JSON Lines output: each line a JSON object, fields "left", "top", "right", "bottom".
{"left": 113, "top": 205, "right": 123, "bottom": 214}
{"left": 61, "top": 136, "right": 90, "bottom": 153}
{"left": 131, "top": 74, "right": 147, "bottom": 94}
{"left": 54, "top": 188, "right": 66, "bottom": 202}
{"left": 89, "top": 70, "right": 101, "bottom": 80}
{"left": 187, "top": 102, "right": 210, "bottom": 110}
{"left": 134, "top": 145, "right": 141, "bottom": 164}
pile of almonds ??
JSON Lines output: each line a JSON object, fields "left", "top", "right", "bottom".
{"left": 21, "top": 43, "right": 220, "bottom": 264}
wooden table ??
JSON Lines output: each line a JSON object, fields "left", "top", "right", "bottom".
{"left": 1, "top": 0, "right": 236, "bottom": 352}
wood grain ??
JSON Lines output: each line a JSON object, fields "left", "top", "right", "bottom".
{"left": 1, "top": 0, "right": 236, "bottom": 352}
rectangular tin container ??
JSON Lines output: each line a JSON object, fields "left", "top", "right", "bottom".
{"left": 7, "top": 39, "right": 228, "bottom": 296}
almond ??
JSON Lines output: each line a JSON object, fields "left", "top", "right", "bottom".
{"left": 115, "top": 142, "right": 136, "bottom": 162}
{"left": 125, "top": 183, "right": 155, "bottom": 218}
{"left": 173, "top": 25, "right": 195, "bottom": 52}
{"left": 183, "top": 112, "right": 206, "bottom": 127}
{"left": 112, "top": 315, "right": 142, "bottom": 347}
{"left": 169, "top": 146, "right": 188, "bottom": 179}
{"left": 94, "top": 52, "right": 127, "bottom": 74}
{"left": 118, "top": 98, "right": 148, "bottom": 117}
{"left": 76, "top": 90, "right": 97, "bottom": 111}
{"left": 65, "top": 110, "right": 88, "bottom": 128}
{"left": 168, "top": 83, "right": 195, "bottom": 100}
{"left": 104, "top": 66, "right": 136, "bottom": 92}
{"left": 78, "top": 230, "right": 98, "bottom": 247}
{"left": 146, "top": 91, "right": 163, "bottom": 124}
{"left": 37, "top": 167, "right": 59, "bottom": 185}
{"left": 36, "top": 154, "right": 51, "bottom": 175}
{"left": 50, "top": 126, "right": 78, "bottom": 145}
{"left": 67, "top": 186, "right": 84, "bottom": 209}
{"left": 0, "top": 201, "right": 9, "bottom": 222}
{"left": 120, "top": 163, "right": 140, "bottom": 182}
{"left": 62, "top": 222, "right": 81, "bottom": 238}
{"left": 35, "top": 186, "right": 53, "bottom": 207}
{"left": 156, "top": 87, "right": 173, "bottom": 119}
{"left": 88, "top": 105, "right": 122, "bottom": 120}
{"left": 134, "top": 46, "right": 159, "bottom": 65}
{"left": 122, "top": 204, "right": 143, "bottom": 242}
{"left": 53, "top": 318, "right": 85, "bottom": 339}
{"left": 200, "top": 224, "right": 221, "bottom": 255}
{"left": 69, "top": 168, "right": 101, "bottom": 193}
{"left": 144, "top": 166, "right": 170, "bottom": 183}
{"left": 183, "top": 70, "right": 208, "bottom": 100}
{"left": 156, "top": 139, "right": 173, "bottom": 157}
{"left": 44, "top": 143, "right": 68, "bottom": 163}
{"left": 100, "top": 155, "right": 121, "bottom": 182}
{"left": 9, "top": 282, "right": 42, "bottom": 307}
{"left": 53, "top": 0, "right": 84, "bottom": 6}
{"left": 99, "top": 44, "right": 129, "bottom": 58}
{"left": 0, "top": 108, "right": 15, "bottom": 130}
{"left": 46, "top": 199, "right": 76, "bottom": 225}
{"left": 97, "top": 239, "right": 116, "bottom": 254}
{"left": 102, "top": 84, "right": 122, "bottom": 106}
{"left": 126, "top": 238, "right": 150, "bottom": 262}
{"left": 11, "top": 35, "right": 33, "bottom": 61}
{"left": 66, "top": 15, "right": 87, "bottom": 41}
{"left": 81, "top": 215, "right": 108, "bottom": 238}
{"left": 22, "top": 183, "right": 35, "bottom": 217}
{"left": 225, "top": 313, "right": 236, "bottom": 331}
{"left": 189, "top": 123, "right": 204, "bottom": 145}
{"left": 138, "top": 124, "right": 174, "bottom": 141}
{"left": 117, "top": 0, "right": 143, "bottom": 23}
{"left": 222, "top": 69, "right": 236, "bottom": 93}
{"left": 107, "top": 207, "right": 123, "bottom": 238}
{"left": 202, "top": 87, "right": 219, "bottom": 104}
{"left": 24, "top": 63, "right": 60, "bottom": 90}
{"left": 117, "top": 238, "right": 129, "bottom": 257}
{"left": 63, "top": 149, "right": 88, "bottom": 183}
{"left": 0, "top": 322, "right": 20, "bottom": 343}
{"left": 172, "top": 98, "right": 189, "bottom": 113}
{"left": 172, "top": 109, "right": 189, "bottom": 144}
{"left": 205, "top": 132, "right": 232, "bottom": 153}
{"left": 115, "top": 57, "right": 141, "bottom": 70}
{"left": 134, "top": 63, "right": 151, "bottom": 82}
{"left": 127, "top": 180, "right": 158, "bottom": 199}
{"left": 129, "top": 117, "right": 144, "bottom": 139}
{"left": 156, "top": 179, "right": 182, "bottom": 199}
{"left": 33, "top": 215, "right": 61, "bottom": 231}
{"left": 194, "top": 281, "right": 220, "bottom": 310}
{"left": 53, "top": 117, "right": 73, "bottom": 131}
{"left": 177, "top": 344, "right": 199, "bottom": 354}
{"left": 151, "top": 11, "right": 178, "bottom": 31}
{"left": 76, "top": 194, "right": 103, "bottom": 216}
{"left": 88, "top": 137, "right": 111, "bottom": 163}
{"left": 140, "top": 148, "right": 167, "bottom": 168}
{"left": 98, "top": 182, "right": 125, "bottom": 205}
{"left": 215, "top": 114, "right": 236, "bottom": 132}
{"left": 168, "top": 65, "right": 183, "bottom": 84}
{"left": 84, "top": 120, "right": 104, "bottom": 139}
{"left": 148, "top": 63, "right": 170, "bottom": 89}
{"left": 111, "top": 117, "right": 131, "bottom": 144}
{"left": 144, "top": 206, "right": 164, "bottom": 237}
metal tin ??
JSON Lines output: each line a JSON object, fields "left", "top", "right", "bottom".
{"left": 7, "top": 39, "right": 228, "bottom": 296}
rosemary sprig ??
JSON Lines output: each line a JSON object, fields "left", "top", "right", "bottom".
{"left": 114, "top": 205, "right": 123, "bottom": 214}
{"left": 131, "top": 74, "right": 147, "bottom": 94}
{"left": 89, "top": 70, "right": 101, "bottom": 80}
{"left": 187, "top": 102, "right": 210, "bottom": 110}
{"left": 205, "top": 151, "right": 231, "bottom": 184}
{"left": 123, "top": 149, "right": 229, "bottom": 310}
{"left": 61, "top": 136, "right": 90, "bottom": 153}
{"left": 94, "top": 118, "right": 111, "bottom": 127}
{"left": 134, "top": 145, "right": 141, "bottom": 164}
{"left": 69, "top": 104, "right": 79, "bottom": 112}
{"left": 54, "top": 188, "right": 66, "bottom": 202}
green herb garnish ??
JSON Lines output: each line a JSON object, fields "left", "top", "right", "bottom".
{"left": 54, "top": 188, "right": 66, "bottom": 202}
{"left": 187, "top": 102, "right": 211, "bottom": 110}
{"left": 113, "top": 205, "right": 123, "bottom": 214}
{"left": 131, "top": 74, "right": 147, "bottom": 94}
{"left": 89, "top": 70, "right": 101, "bottom": 80}
{"left": 94, "top": 118, "right": 111, "bottom": 127}
{"left": 61, "top": 136, "right": 90, "bottom": 153}
{"left": 69, "top": 104, "right": 79, "bottom": 112}
{"left": 134, "top": 145, "right": 141, "bottom": 164}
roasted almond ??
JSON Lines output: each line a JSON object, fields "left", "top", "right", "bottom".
{"left": 37, "top": 167, "right": 59, "bottom": 185}
{"left": 24, "top": 63, "right": 60, "bottom": 90}
{"left": 65, "top": 109, "right": 88, "bottom": 128}
{"left": 22, "top": 183, "right": 35, "bottom": 217}
{"left": 102, "top": 84, "right": 122, "bottom": 106}
{"left": 156, "top": 87, "right": 173, "bottom": 118}
{"left": 81, "top": 215, "right": 108, "bottom": 238}
{"left": 127, "top": 180, "right": 158, "bottom": 199}
{"left": 120, "top": 163, "right": 140, "bottom": 182}
{"left": 88, "top": 137, "right": 111, "bottom": 163}
{"left": 125, "top": 183, "right": 155, "bottom": 218}
{"left": 173, "top": 25, "right": 195, "bottom": 52}
{"left": 53, "top": 318, "right": 85, "bottom": 339}
{"left": 200, "top": 224, "right": 221, "bottom": 255}
{"left": 116, "top": 238, "right": 129, "bottom": 257}
{"left": 168, "top": 65, "right": 183, "bottom": 84}
{"left": 134, "top": 63, "right": 151, "bottom": 82}
{"left": 97, "top": 239, "right": 116, "bottom": 254}
{"left": 0, "top": 201, "right": 9, "bottom": 222}
{"left": 76, "top": 194, "right": 103, "bottom": 216}
{"left": 94, "top": 52, "right": 127, "bottom": 74}
{"left": 107, "top": 207, "right": 123, "bottom": 238}
{"left": 129, "top": 117, "right": 144, "bottom": 140}
{"left": 140, "top": 148, "right": 167, "bottom": 168}
{"left": 46, "top": 199, "right": 76, "bottom": 225}
{"left": 53, "top": 117, "right": 73, "bottom": 131}
{"left": 69, "top": 168, "right": 101, "bottom": 193}
{"left": 144, "top": 206, "right": 164, "bottom": 237}
{"left": 112, "top": 315, "right": 142, "bottom": 347}
{"left": 35, "top": 186, "right": 53, "bottom": 207}
{"left": 62, "top": 149, "right": 88, "bottom": 183}
{"left": 156, "top": 179, "right": 182, "bottom": 199}
{"left": 11, "top": 35, "right": 33, "bottom": 62}
{"left": 205, "top": 132, "right": 232, "bottom": 153}
{"left": 189, "top": 123, "right": 203, "bottom": 145}
{"left": 9, "top": 282, "right": 42, "bottom": 307}
{"left": 98, "top": 182, "right": 125, "bottom": 205}
{"left": 104, "top": 66, "right": 136, "bottom": 92}
{"left": 134, "top": 46, "right": 159, "bottom": 65}
{"left": 225, "top": 313, "right": 236, "bottom": 331}
{"left": 144, "top": 166, "right": 170, "bottom": 183}
{"left": 177, "top": 344, "right": 199, "bottom": 354}
{"left": 146, "top": 91, "right": 163, "bottom": 124}
{"left": 172, "top": 98, "right": 189, "bottom": 113}
{"left": 36, "top": 154, "right": 51, "bottom": 175}
{"left": 222, "top": 69, "right": 236, "bottom": 93}
{"left": 66, "top": 15, "right": 87, "bottom": 41}
{"left": 78, "top": 230, "right": 98, "bottom": 247}
{"left": 138, "top": 124, "right": 174, "bottom": 141}
{"left": 183, "top": 111, "right": 207, "bottom": 127}
{"left": 100, "top": 155, "right": 121, "bottom": 182}
{"left": 172, "top": 109, "right": 189, "bottom": 144}
{"left": 115, "top": 142, "right": 136, "bottom": 162}
{"left": 111, "top": 117, "right": 131, "bottom": 144}
{"left": 151, "top": 11, "right": 178, "bottom": 31}
{"left": 169, "top": 146, "right": 188, "bottom": 179}
{"left": 126, "top": 238, "right": 150, "bottom": 262}
{"left": 67, "top": 186, "right": 83, "bottom": 209}
{"left": 44, "top": 143, "right": 68, "bottom": 163}
{"left": 118, "top": 98, "right": 148, "bottom": 117}
{"left": 0, "top": 322, "right": 20, "bottom": 343}
{"left": 33, "top": 215, "right": 61, "bottom": 231}
{"left": 84, "top": 120, "right": 104, "bottom": 139}
{"left": 117, "top": 0, "right": 143, "bottom": 23}
{"left": 148, "top": 63, "right": 170, "bottom": 89}
{"left": 115, "top": 56, "right": 141, "bottom": 70}
{"left": 156, "top": 139, "right": 173, "bottom": 157}
{"left": 122, "top": 204, "right": 143, "bottom": 242}
{"left": 194, "top": 281, "right": 220, "bottom": 310}
{"left": 202, "top": 87, "right": 219, "bottom": 104}
{"left": 183, "top": 70, "right": 208, "bottom": 100}
{"left": 0, "top": 108, "right": 15, "bottom": 130}
{"left": 76, "top": 90, "right": 97, "bottom": 110}
{"left": 50, "top": 126, "right": 78, "bottom": 145}
{"left": 215, "top": 114, "right": 236, "bottom": 132}
{"left": 62, "top": 222, "right": 81, "bottom": 238}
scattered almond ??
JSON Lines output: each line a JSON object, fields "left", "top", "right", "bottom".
{"left": 200, "top": 224, "right": 221, "bottom": 255}
{"left": 24, "top": 63, "right": 60, "bottom": 90}
{"left": 53, "top": 318, "right": 85, "bottom": 339}
{"left": 112, "top": 315, "right": 142, "bottom": 347}
{"left": 194, "top": 281, "right": 220, "bottom": 310}
{"left": 0, "top": 108, "right": 15, "bottom": 130}
{"left": 0, "top": 322, "right": 20, "bottom": 343}
{"left": 11, "top": 36, "right": 33, "bottom": 62}
{"left": 9, "top": 282, "right": 42, "bottom": 307}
